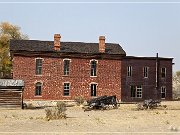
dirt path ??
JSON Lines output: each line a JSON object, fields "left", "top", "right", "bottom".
{"left": 0, "top": 101, "right": 180, "bottom": 134}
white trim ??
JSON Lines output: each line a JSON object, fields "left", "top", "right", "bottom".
{"left": 89, "top": 82, "right": 98, "bottom": 86}
{"left": 35, "top": 57, "right": 44, "bottom": 60}
{"left": 34, "top": 81, "right": 43, "bottom": 97}
{"left": 90, "top": 83, "right": 98, "bottom": 97}
{"left": 161, "top": 86, "right": 166, "bottom": 99}
{"left": 143, "top": 66, "right": 149, "bottom": 78}
{"left": 130, "top": 85, "right": 142, "bottom": 98}
{"left": 63, "top": 58, "right": 71, "bottom": 62}
{"left": 127, "top": 66, "right": 132, "bottom": 77}
{"left": 35, "top": 58, "right": 43, "bottom": 75}
{"left": 90, "top": 59, "right": 98, "bottom": 64}
{"left": 63, "top": 82, "right": 71, "bottom": 96}
{"left": 161, "top": 67, "right": 166, "bottom": 78}
{"left": 90, "top": 59, "right": 98, "bottom": 77}
{"left": 136, "top": 86, "right": 142, "bottom": 98}
{"left": 90, "top": 74, "right": 97, "bottom": 77}
{"left": 34, "top": 80, "right": 43, "bottom": 85}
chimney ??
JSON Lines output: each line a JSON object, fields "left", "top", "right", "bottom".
{"left": 54, "top": 34, "right": 61, "bottom": 51}
{"left": 99, "top": 36, "right": 105, "bottom": 53}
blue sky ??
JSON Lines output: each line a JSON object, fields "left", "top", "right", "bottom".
{"left": 0, "top": 0, "right": 180, "bottom": 71}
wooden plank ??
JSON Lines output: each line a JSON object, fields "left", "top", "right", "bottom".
{"left": 0, "top": 88, "right": 22, "bottom": 108}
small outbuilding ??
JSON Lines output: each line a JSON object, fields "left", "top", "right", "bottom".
{"left": 0, "top": 79, "right": 24, "bottom": 109}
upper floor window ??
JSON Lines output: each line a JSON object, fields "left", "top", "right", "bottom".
{"left": 143, "top": 67, "right": 149, "bottom": 78}
{"left": 161, "top": 68, "right": 166, "bottom": 78}
{"left": 35, "top": 82, "right": 42, "bottom": 96}
{"left": 130, "top": 85, "right": 142, "bottom": 98}
{"left": 64, "top": 59, "right": 70, "bottom": 76}
{"left": 127, "top": 66, "right": 132, "bottom": 77}
{"left": 64, "top": 82, "right": 70, "bottom": 96}
{"left": 91, "top": 83, "right": 97, "bottom": 96}
{"left": 161, "top": 86, "right": 166, "bottom": 99}
{"left": 36, "top": 58, "right": 42, "bottom": 75}
{"left": 90, "top": 60, "right": 97, "bottom": 76}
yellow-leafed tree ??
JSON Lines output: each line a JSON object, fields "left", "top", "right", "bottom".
{"left": 0, "top": 22, "right": 28, "bottom": 78}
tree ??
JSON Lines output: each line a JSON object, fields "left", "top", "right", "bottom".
{"left": 0, "top": 22, "right": 28, "bottom": 78}
{"left": 173, "top": 71, "right": 180, "bottom": 99}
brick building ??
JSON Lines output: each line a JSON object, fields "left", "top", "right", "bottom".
{"left": 10, "top": 34, "right": 173, "bottom": 102}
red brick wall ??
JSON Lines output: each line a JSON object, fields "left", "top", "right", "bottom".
{"left": 121, "top": 58, "right": 172, "bottom": 102}
{"left": 13, "top": 56, "right": 122, "bottom": 101}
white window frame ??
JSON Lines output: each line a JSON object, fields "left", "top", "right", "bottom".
{"left": 127, "top": 66, "right": 132, "bottom": 77}
{"left": 90, "top": 59, "right": 98, "bottom": 77}
{"left": 161, "top": 67, "right": 166, "bottom": 78}
{"left": 35, "top": 58, "right": 43, "bottom": 75}
{"left": 35, "top": 82, "right": 42, "bottom": 96}
{"left": 136, "top": 86, "right": 142, "bottom": 98}
{"left": 63, "top": 82, "right": 70, "bottom": 96}
{"left": 143, "top": 67, "right": 149, "bottom": 78}
{"left": 90, "top": 82, "right": 98, "bottom": 97}
{"left": 130, "top": 85, "right": 142, "bottom": 98}
{"left": 63, "top": 58, "right": 71, "bottom": 76}
{"left": 161, "top": 86, "right": 166, "bottom": 99}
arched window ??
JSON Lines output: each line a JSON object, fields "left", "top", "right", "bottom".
{"left": 35, "top": 82, "right": 42, "bottom": 96}
{"left": 90, "top": 60, "right": 97, "bottom": 76}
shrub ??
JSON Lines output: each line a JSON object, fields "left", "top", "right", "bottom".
{"left": 45, "top": 101, "right": 67, "bottom": 120}
{"left": 56, "top": 101, "right": 67, "bottom": 119}
{"left": 74, "top": 96, "right": 85, "bottom": 105}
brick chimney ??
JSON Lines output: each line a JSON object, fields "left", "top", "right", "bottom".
{"left": 54, "top": 34, "right": 61, "bottom": 51}
{"left": 99, "top": 36, "right": 105, "bottom": 53}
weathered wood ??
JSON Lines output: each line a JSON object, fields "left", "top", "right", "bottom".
{"left": 0, "top": 80, "right": 23, "bottom": 108}
{"left": 0, "top": 79, "right": 24, "bottom": 87}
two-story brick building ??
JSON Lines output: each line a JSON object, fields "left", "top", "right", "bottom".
{"left": 10, "top": 34, "right": 173, "bottom": 102}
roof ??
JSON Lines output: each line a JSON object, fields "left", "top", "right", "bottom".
{"left": 0, "top": 79, "right": 24, "bottom": 87}
{"left": 10, "top": 40, "right": 126, "bottom": 55}
{"left": 125, "top": 56, "right": 173, "bottom": 60}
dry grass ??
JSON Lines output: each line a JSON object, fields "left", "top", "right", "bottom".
{"left": 0, "top": 101, "right": 180, "bottom": 133}
{"left": 45, "top": 101, "right": 67, "bottom": 120}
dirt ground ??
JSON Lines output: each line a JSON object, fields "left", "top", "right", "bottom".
{"left": 0, "top": 101, "right": 180, "bottom": 135}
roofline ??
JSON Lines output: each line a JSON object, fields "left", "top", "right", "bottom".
{"left": 10, "top": 39, "right": 120, "bottom": 45}
{"left": 10, "top": 50, "right": 126, "bottom": 60}
{"left": 125, "top": 56, "right": 173, "bottom": 60}
{"left": 10, "top": 50, "right": 126, "bottom": 55}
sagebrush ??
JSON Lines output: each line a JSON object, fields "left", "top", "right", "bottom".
{"left": 45, "top": 101, "right": 67, "bottom": 120}
{"left": 74, "top": 96, "right": 85, "bottom": 105}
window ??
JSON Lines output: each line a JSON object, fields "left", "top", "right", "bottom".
{"left": 127, "top": 66, "right": 132, "bottom": 77}
{"left": 91, "top": 83, "right": 97, "bottom": 96}
{"left": 35, "top": 82, "right": 42, "bottom": 96}
{"left": 64, "top": 83, "right": 70, "bottom": 96}
{"left": 36, "top": 59, "right": 42, "bottom": 75}
{"left": 130, "top": 86, "right": 136, "bottom": 97}
{"left": 143, "top": 67, "right": 149, "bottom": 78}
{"left": 130, "top": 85, "right": 142, "bottom": 98}
{"left": 161, "top": 86, "right": 166, "bottom": 99}
{"left": 90, "top": 60, "right": 97, "bottom": 76}
{"left": 161, "top": 68, "right": 166, "bottom": 78}
{"left": 136, "top": 86, "right": 142, "bottom": 98}
{"left": 64, "top": 59, "right": 70, "bottom": 75}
